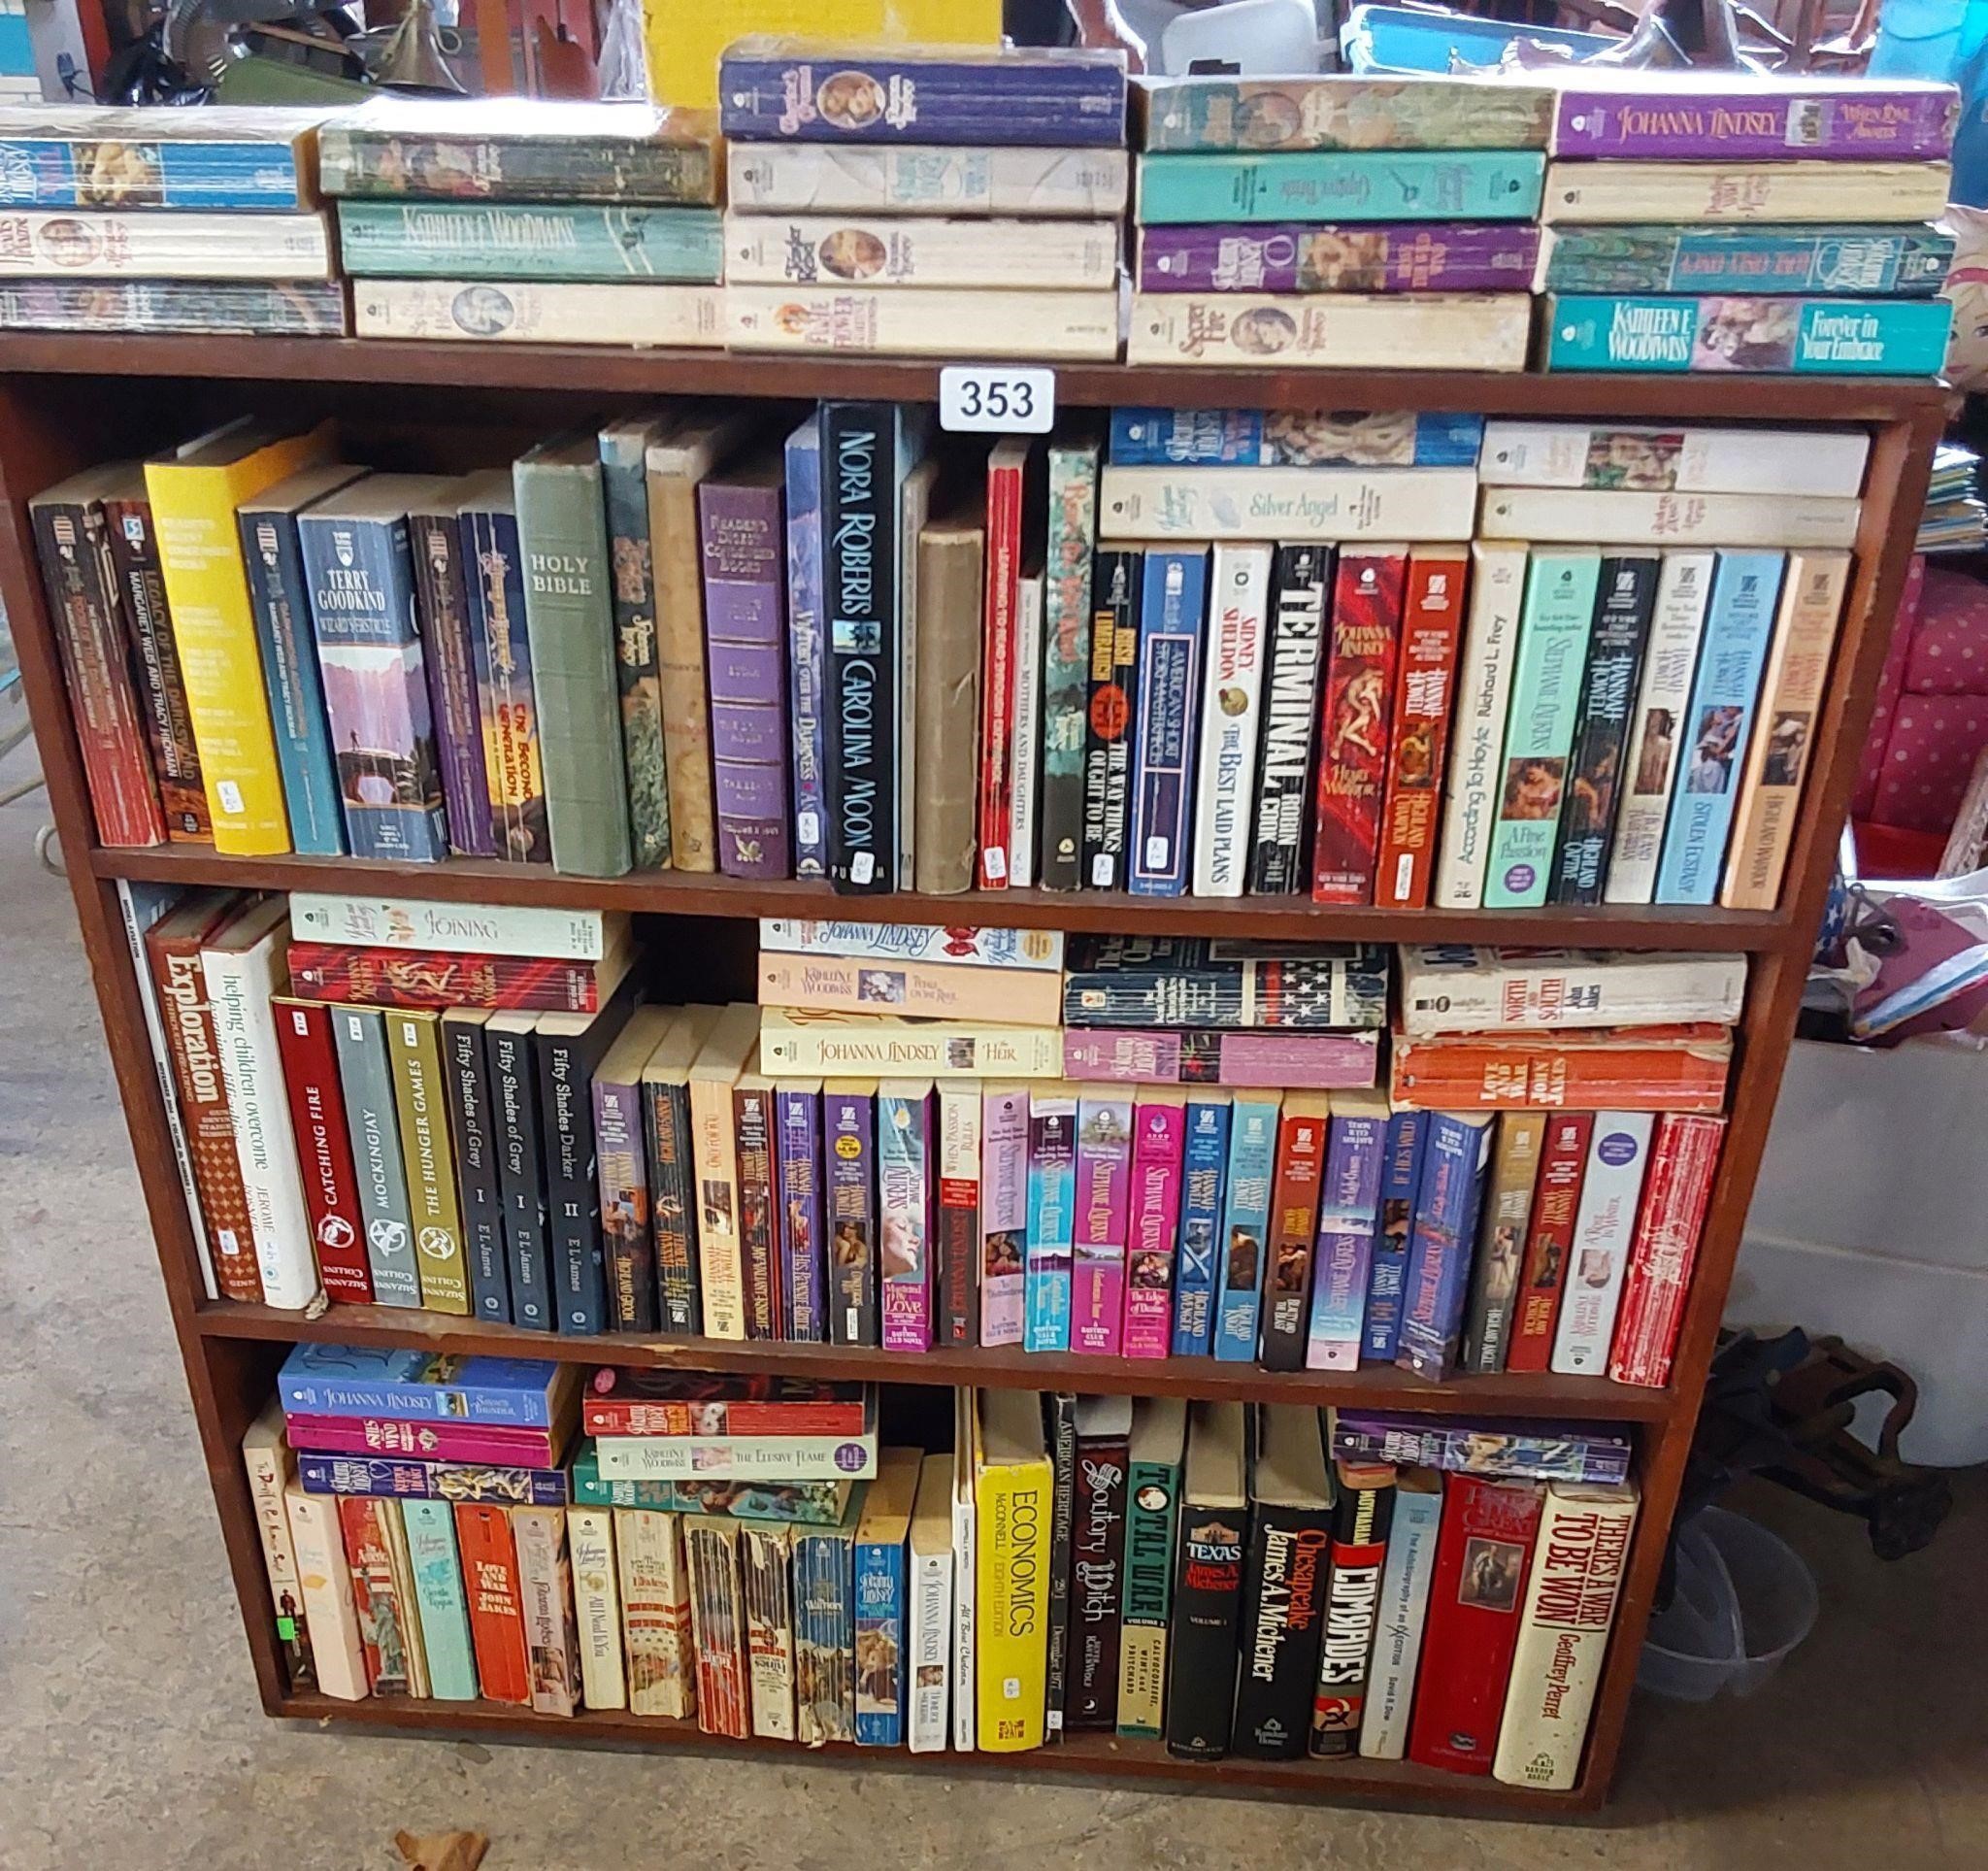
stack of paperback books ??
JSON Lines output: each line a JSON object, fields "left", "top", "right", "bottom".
{"left": 1917, "top": 441, "right": 1986, "bottom": 552}
{"left": 1536, "top": 71, "right": 1959, "bottom": 375}
{"left": 327, "top": 97, "right": 727, "bottom": 350}
{"left": 719, "top": 37, "right": 1128, "bottom": 358}
{"left": 1125, "top": 73, "right": 1549, "bottom": 370}
{"left": 0, "top": 107, "right": 345, "bottom": 337}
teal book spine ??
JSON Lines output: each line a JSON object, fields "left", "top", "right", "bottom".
{"left": 1542, "top": 293, "right": 1953, "bottom": 375}
{"left": 1136, "top": 150, "right": 1544, "bottom": 226}
{"left": 1212, "top": 1091, "right": 1279, "bottom": 1362}
{"left": 1481, "top": 551, "right": 1602, "bottom": 910}
{"left": 399, "top": 1498, "right": 479, "bottom": 1701}
{"left": 1656, "top": 551, "right": 1786, "bottom": 905}
{"left": 336, "top": 202, "right": 725, "bottom": 282}
{"left": 514, "top": 445, "right": 634, "bottom": 878}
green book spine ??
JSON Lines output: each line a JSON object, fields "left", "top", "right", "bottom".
{"left": 599, "top": 420, "right": 673, "bottom": 870}
{"left": 331, "top": 1004, "right": 421, "bottom": 1309}
{"left": 400, "top": 1498, "right": 479, "bottom": 1700}
{"left": 1114, "top": 1449, "right": 1182, "bottom": 1738}
{"left": 1038, "top": 435, "right": 1100, "bottom": 892}
{"left": 336, "top": 202, "right": 725, "bottom": 282}
{"left": 1135, "top": 150, "right": 1544, "bottom": 225}
{"left": 514, "top": 445, "right": 635, "bottom": 878}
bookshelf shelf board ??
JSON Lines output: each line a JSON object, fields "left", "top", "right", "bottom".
{"left": 0, "top": 328, "right": 1950, "bottom": 423}
{"left": 92, "top": 845, "right": 1793, "bottom": 953}
{"left": 195, "top": 1299, "right": 1671, "bottom": 1421}
{"left": 272, "top": 1688, "right": 1598, "bottom": 1812}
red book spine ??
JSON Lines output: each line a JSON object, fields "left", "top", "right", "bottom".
{"left": 977, "top": 456, "right": 1022, "bottom": 888}
{"left": 1375, "top": 545, "right": 1468, "bottom": 910}
{"left": 454, "top": 1501, "right": 532, "bottom": 1705}
{"left": 271, "top": 998, "right": 373, "bottom": 1304}
{"left": 1505, "top": 1114, "right": 1592, "bottom": 1375}
{"left": 1608, "top": 1114, "right": 1726, "bottom": 1387}
{"left": 1407, "top": 1475, "right": 1542, "bottom": 1775}
{"left": 582, "top": 1397, "right": 869, "bottom": 1437}
{"left": 735, "top": 1083, "right": 780, "bottom": 1341}
{"left": 286, "top": 944, "right": 606, "bottom": 1012}
{"left": 1260, "top": 1099, "right": 1330, "bottom": 1371}
{"left": 1310, "top": 548, "right": 1407, "bottom": 904}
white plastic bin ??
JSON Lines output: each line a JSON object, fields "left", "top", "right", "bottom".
{"left": 1638, "top": 1507, "right": 1819, "bottom": 1701}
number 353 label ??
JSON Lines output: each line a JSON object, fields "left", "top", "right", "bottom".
{"left": 939, "top": 365, "right": 1056, "bottom": 435}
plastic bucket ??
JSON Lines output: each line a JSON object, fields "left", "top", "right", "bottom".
{"left": 1638, "top": 1506, "right": 1820, "bottom": 1701}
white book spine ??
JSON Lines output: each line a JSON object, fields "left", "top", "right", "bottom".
{"left": 115, "top": 881, "right": 216, "bottom": 1300}
{"left": 593, "top": 1432, "right": 879, "bottom": 1482}
{"left": 287, "top": 891, "right": 610, "bottom": 959}
{"left": 282, "top": 1483, "right": 368, "bottom": 1701}
{"left": 742, "top": 1525, "right": 796, "bottom": 1740}
{"left": 1550, "top": 1114, "right": 1657, "bottom": 1376}
{"left": 1541, "top": 158, "right": 1951, "bottom": 224}
{"left": 1009, "top": 573, "right": 1044, "bottom": 889}
{"left": 724, "top": 214, "right": 1120, "bottom": 289}
{"left": 726, "top": 144, "right": 1130, "bottom": 218}
{"left": 616, "top": 1507, "right": 696, "bottom": 1718}
{"left": 1100, "top": 465, "right": 1477, "bottom": 544}
{"left": 951, "top": 1467, "right": 977, "bottom": 1751}
{"left": 513, "top": 1506, "right": 578, "bottom": 1717}
{"left": 907, "top": 1532, "right": 954, "bottom": 1754}
{"left": 1397, "top": 949, "right": 1748, "bottom": 1036}
{"left": 1126, "top": 290, "right": 1532, "bottom": 370}
{"left": 1357, "top": 1478, "right": 1443, "bottom": 1759}
{"left": 727, "top": 284, "right": 1120, "bottom": 360}
{"left": 758, "top": 919, "right": 1063, "bottom": 970}
{"left": 352, "top": 278, "right": 724, "bottom": 347}
{"left": 0, "top": 208, "right": 333, "bottom": 278}
{"left": 1605, "top": 552, "right": 1716, "bottom": 904}
{"left": 1478, "top": 421, "right": 1870, "bottom": 500}
{"left": 1433, "top": 542, "right": 1529, "bottom": 909}
{"left": 1478, "top": 487, "right": 1861, "bottom": 549}
{"left": 1191, "top": 543, "right": 1274, "bottom": 897}
{"left": 688, "top": 1072, "right": 746, "bottom": 1340}
{"left": 568, "top": 1508, "right": 628, "bottom": 1713}
{"left": 1494, "top": 1483, "right": 1640, "bottom": 1789}
{"left": 242, "top": 1423, "right": 303, "bottom": 1651}
{"left": 202, "top": 935, "right": 322, "bottom": 1310}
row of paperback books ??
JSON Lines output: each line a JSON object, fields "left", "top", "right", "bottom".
{"left": 247, "top": 1373, "right": 1639, "bottom": 1788}
{"left": 45, "top": 402, "right": 1863, "bottom": 919}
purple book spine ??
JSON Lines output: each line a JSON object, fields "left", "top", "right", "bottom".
{"left": 1551, "top": 85, "right": 1958, "bottom": 160}
{"left": 699, "top": 478, "right": 791, "bottom": 880}
{"left": 1395, "top": 1113, "right": 1493, "bottom": 1383}
{"left": 411, "top": 506, "right": 496, "bottom": 857}
{"left": 826, "top": 1085, "right": 878, "bottom": 1347}
{"left": 1139, "top": 221, "right": 1540, "bottom": 293}
{"left": 878, "top": 1085, "right": 935, "bottom": 1353}
{"left": 1059, "top": 1028, "right": 1380, "bottom": 1089}
{"left": 777, "top": 1086, "right": 825, "bottom": 1344}
{"left": 1071, "top": 1089, "right": 1134, "bottom": 1355}
{"left": 1304, "top": 1109, "right": 1388, "bottom": 1372}
{"left": 978, "top": 1086, "right": 1030, "bottom": 1349}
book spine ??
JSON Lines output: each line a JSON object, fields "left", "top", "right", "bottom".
{"left": 1357, "top": 1477, "right": 1442, "bottom": 1759}
{"left": 1166, "top": 1472, "right": 1248, "bottom": 1758}
{"left": 1140, "top": 219, "right": 1540, "bottom": 291}
{"left": 878, "top": 1085, "right": 936, "bottom": 1352}
{"left": 1550, "top": 1115, "right": 1657, "bottom": 1375}
{"left": 1309, "top": 1473, "right": 1397, "bottom": 1755}
{"left": 1024, "top": 1088, "right": 1077, "bottom": 1353}
{"left": 937, "top": 1084, "right": 980, "bottom": 1347}
{"left": 1067, "top": 1421, "right": 1132, "bottom": 1728}
{"left": 740, "top": 1523, "right": 796, "bottom": 1738}
{"left": 388, "top": 1011, "right": 471, "bottom": 1316}
{"left": 410, "top": 506, "right": 496, "bottom": 859}
{"left": 1234, "top": 1497, "right": 1333, "bottom": 1759}
{"left": 514, "top": 1506, "right": 580, "bottom": 1716}
{"left": 1259, "top": 1101, "right": 1331, "bottom": 1370}
{"left": 1172, "top": 1097, "right": 1230, "bottom": 1355}
{"left": 950, "top": 1445, "right": 976, "bottom": 1751}
{"left": 1462, "top": 1114, "right": 1547, "bottom": 1375}
{"left": 1007, "top": 572, "right": 1044, "bottom": 888}
{"left": 975, "top": 1450, "right": 1054, "bottom": 1753}
{"left": 1137, "top": 150, "right": 1545, "bottom": 225}
{"left": 0, "top": 276, "right": 344, "bottom": 334}
{"left": 1607, "top": 1115, "right": 1725, "bottom": 1387}
{"left": 597, "top": 428, "right": 672, "bottom": 872}
{"left": 1484, "top": 1107, "right": 1579, "bottom": 1376}
{"left": 286, "top": 945, "right": 610, "bottom": 1014}
{"left": 270, "top": 1001, "right": 373, "bottom": 1303}
{"left": 726, "top": 143, "right": 1132, "bottom": 217}
{"left": 646, "top": 1075, "right": 700, "bottom": 1333}
{"left": 685, "top": 1520, "right": 750, "bottom": 1737}
{"left": 586, "top": 1391, "right": 870, "bottom": 1435}
{"left": 1432, "top": 542, "right": 1526, "bottom": 908}
{"left": 1116, "top": 1446, "right": 1182, "bottom": 1737}
{"left": 443, "top": 1013, "right": 510, "bottom": 1322}
{"left": 1549, "top": 295, "right": 1955, "bottom": 376}
{"left": 853, "top": 1522, "right": 906, "bottom": 1747}
{"left": 1044, "top": 1391, "right": 1077, "bottom": 1733}
{"left": 1213, "top": 1094, "right": 1279, "bottom": 1361}
{"left": 282, "top": 1360, "right": 558, "bottom": 1428}
{"left": 689, "top": 1063, "right": 746, "bottom": 1341}
{"left": 1247, "top": 543, "right": 1331, "bottom": 893}
{"left": 396, "top": 1497, "right": 447, "bottom": 1694}
{"left": 487, "top": 1019, "right": 551, "bottom": 1331}
{"left": 822, "top": 403, "right": 897, "bottom": 892}
{"left": 977, "top": 450, "right": 1023, "bottom": 888}
{"left": 1039, "top": 438, "right": 1100, "bottom": 891}
{"left": 734, "top": 1083, "right": 780, "bottom": 1341}
{"left": 1123, "top": 1097, "right": 1186, "bottom": 1358}
{"left": 1078, "top": 546, "right": 1141, "bottom": 889}
{"left": 825, "top": 1085, "right": 878, "bottom": 1346}
{"left": 337, "top": 1494, "right": 410, "bottom": 1694}
{"left": 1142, "top": 77, "right": 1554, "bottom": 152}
{"left": 1128, "top": 547, "right": 1208, "bottom": 895}
{"left": 793, "top": 1522, "right": 857, "bottom": 1744}
{"left": 1110, "top": 408, "right": 1484, "bottom": 468}
{"left": 539, "top": 1021, "right": 609, "bottom": 1337}
{"left": 283, "top": 1484, "right": 368, "bottom": 1700}
{"left": 462, "top": 501, "right": 550, "bottom": 864}
{"left": 565, "top": 1506, "right": 628, "bottom": 1713}
{"left": 647, "top": 442, "right": 716, "bottom": 872}
{"left": 1191, "top": 543, "right": 1273, "bottom": 896}
{"left": 0, "top": 207, "right": 332, "bottom": 277}
{"left": 292, "top": 1413, "right": 560, "bottom": 1464}
{"left": 618, "top": 1508, "right": 696, "bottom": 1719}
{"left": 761, "top": 919, "right": 1063, "bottom": 970}
{"left": 298, "top": 1453, "right": 567, "bottom": 1504}
{"left": 1539, "top": 221, "right": 1956, "bottom": 297}
{"left": 776, "top": 1086, "right": 826, "bottom": 1344}
{"left": 325, "top": 127, "right": 720, "bottom": 205}
{"left": 243, "top": 1427, "right": 315, "bottom": 1689}
{"left": 978, "top": 1086, "right": 1030, "bottom": 1347}
{"left": 907, "top": 1521, "right": 951, "bottom": 1753}
{"left": 335, "top": 1005, "right": 420, "bottom": 1311}
{"left": 1311, "top": 547, "right": 1407, "bottom": 904}
{"left": 1304, "top": 1107, "right": 1388, "bottom": 1370}
{"left": 403, "top": 1498, "right": 479, "bottom": 1700}
{"left": 912, "top": 511, "right": 983, "bottom": 897}
{"left": 1072, "top": 1088, "right": 1135, "bottom": 1354}
{"left": 1363, "top": 1110, "right": 1427, "bottom": 1362}
{"left": 784, "top": 417, "right": 828, "bottom": 878}
{"left": 1061, "top": 952, "right": 1386, "bottom": 1032}
{"left": 1553, "top": 84, "right": 1956, "bottom": 158}
{"left": 337, "top": 201, "right": 723, "bottom": 281}
{"left": 594, "top": 1062, "right": 656, "bottom": 1336}
{"left": 454, "top": 1501, "right": 531, "bottom": 1704}
{"left": 0, "top": 133, "right": 312, "bottom": 210}
{"left": 1375, "top": 546, "right": 1469, "bottom": 909}
{"left": 700, "top": 477, "right": 791, "bottom": 879}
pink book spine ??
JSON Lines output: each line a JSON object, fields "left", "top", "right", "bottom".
{"left": 1072, "top": 1089, "right": 1134, "bottom": 1355}
{"left": 1121, "top": 1098, "right": 1186, "bottom": 1359}
{"left": 1607, "top": 1114, "right": 1725, "bottom": 1388}
{"left": 283, "top": 1416, "right": 557, "bottom": 1466}
{"left": 879, "top": 1085, "right": 935, "bottom": 1353}
{"left": 978, "top": 1087, "right": 1031, "bottom": 1348}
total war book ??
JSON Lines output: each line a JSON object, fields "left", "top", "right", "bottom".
{"left": 1139, "top": 220, "right": 1538, "bottom": 293}
{"left": 1136, "top": 74, "right": 1553, "bottom": 152}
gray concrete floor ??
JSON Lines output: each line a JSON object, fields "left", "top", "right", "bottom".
{"left": 0, "top": 753, "right": 1982, "bottom": 1871}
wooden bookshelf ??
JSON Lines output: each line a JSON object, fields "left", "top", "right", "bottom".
{"left": 0, "top": 330, "right": 1943, "bottom": 1814}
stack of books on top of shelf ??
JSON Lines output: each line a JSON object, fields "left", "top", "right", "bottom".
{"left": 0, "top": 107, "right": 346, "bottom": 338}
{"left": 327, "top": 96, "right": 727, "bottom": 350}
{"left": 1126, "top": 73, "right": 1551, "bottom": 371}
{"left": 718, "top": 37, "right": 1128, "bottom": 359}
{"left": 1536, "top": 71, "right": 1959, "bottom": 376}
{"left": 1918, "top": 441, "right": 1986, "bottom": 553}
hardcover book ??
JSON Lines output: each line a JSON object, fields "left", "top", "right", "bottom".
{"left": 407, "top": 487, "right": 496, "bottom": 859}
{"left": 337, "top": 201, "right": 724, "bottom": 281}
{"left": 1535, "top": 220, "right": 1954, "bottom": 297}
{"left": 1172, "top": 1091, "right": 1231, "bottom": 1356}
{"left": 1506, "top": 1112, "right": 1594, "bottom": 1375}
{"left": 1432, "top": 542, "right": 1526, "bottom": 909}
{"left": 598, "top": 414, "right": 675, "bottom": 872}
{"left": 1550, "top": 1114, "right": 1657, "bottom": 1376}
{"left": 1116, "top": 1395, "right": 1186, "bottom": 1738}
{"left": 1079, "top": 545, "right": 1141, "bottom": 889}
{"left": 726, "top": 143, "right": 1130, "bottom": 217}
{"left": 1394, "top": 1111, "right": 1494, "bottom": 1382}
{"left": 978, "top": 1083, "right": 1030, "bottom": 1348}
{"left": 824, "top": 1079, "right": 879, "bottom": 1347}
{"left": 973, "top": 1390, "right": 1053, "bottom": 1753}
{"left": 1304, "top": 1089, "right": 1389, "bottom": 1371}
{"left": 1213, "top": 1091, "right": 1280, "bottom": 1362}
{"left": 458, "top": 472, "right": 550, "bottom": 863}
{"left": 1129, "top": 546, "right": 1208, "bottom": 895}
{"left": 618, "top": 1507, "right": 696, "bottom": 1718}
{"left": 1375, "top": 545, "right": 1469, "bottom": 910}
{"left": 1123, "top": 1090, "right": 1187, "bottom": 1359}
{"left": 1067, "top": 1393, "right": 1133, "bottom": 1728}
{"left": 1191, "top": 542, "right": 1272, "bottom": 897}
{"left": 912, "top": 493, "right": 985, "bottom": 894}
{"left": 1233, "top": 1406, "right": 1334, "bottom": 1760}
{"left": 1039, "top": 431, "right": 1102, "bottom": 892}
{"left": 1542, "top": 292, "right": 1952, "bottom": 376}
{"left": 1309, "top": 1459, "right": 1396, "bottom": 1755}
{"left": 1249, "top": 543, "right": 1330, "bottom": 894}
{"left": 1166, "top": 1400, "right": 1248, "bottom": 1759}
{"left": 1356, "top": 1466, "right": 1441, "bottom": 1760}
{"left": 1311, "top": 546, "right": 1408, "bottom": 903}
{"left": 1136, "top": 150, "right": 1544, "bottom": 224}
{"left": 1072, "top": 1087, "right": 1135, "bottom": 1355}
{"left": 1137, "top": 73, "right": 1553, "bottom": 152}
{"left": 1139, "top": 220, "right": 1538, "bottom": 293}
{"left": 1024, "top": 1085, "right": 1077, "bottom": 1353}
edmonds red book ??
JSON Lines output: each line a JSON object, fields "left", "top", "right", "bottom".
{"left": 285, "top": 942, "right": 626, "bottom": 1012}
{"left": 977, "top": 439, "right": 1034, "bottom": 889}
{"left": 1375, "top": 546, "right": 1469, "bottom": 911}
{"left": 1310, "top": 547, "right": 1407, "bottom": 905}
{"left": 1505, "top": 1115, "right": 1594, "bottom": 1376}
{"left": 269, "top": 995, "right": 373, "bottom": 1303}
{"left": 1407, "top": 1476, "right": 1543, "bottom": 1775}
{"left": 1608, "top": 1113, "right": 1726, "bottom": 1387}
{"left": 454, "top": 1500, "right": 532, "bottom": 1704}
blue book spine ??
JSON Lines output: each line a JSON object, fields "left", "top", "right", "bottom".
{"left": 297, "top": 507, "right": 451, "bottom": 862}
{"left": 784, "top": 415, "right": 828, "bottom": 879}
{"left": 297, "top": 1453, "right": 568, "bottom": 1504}
{"left": 1128, "top": 547, "right": 1208, "bottom": 897}
{"left": 853, "top": 1529, "right": 905, "bottom": 1746}
{"left": 400, "top": 1499, "right": 480, "bottom": 1699}
{"left": 277, "top": 1346, "right": 558, "bottom": 1426}
{"left": 0, "top": 138, "right": 309, "bottom": 211}
{"left": 1212, "top": 1093, "right": 1278, "bottom": 1361}
{"left": 238, "top": 505, "right": 347, "bottom": 856}
{"left": 1363, "top": 1111, "right": 1429, "bottom": 1362}
{"left": 778, "top": 1086, "right": 826, "bottom": 1343}
{"left": 1393, "top": 1114, "right": 1493, "bottom": 1382}
{"left": 1542, "top": 294, "right": 1953, "bottom": 375}
{"left": 1170, "top": 1096, "right": 1231, "bottom": 1356}
{"left": 1656, "top": 551, "right": 1787, "bottom": 904}
{"left": 1137, "top": 150, "right": 1544, "bottom": 225}
{"left": 1303, "top": 1108, "right": 1389, "bottom": 1368}
{"left": 1024, "top": 1094, "right": 1076, "bottom": 1353}
{"left": 1109, "top": 409, "right": 1483, "bottom": 468}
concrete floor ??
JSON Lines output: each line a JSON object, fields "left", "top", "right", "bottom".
{"left": 0, "top": 762, "right": 1982, "bottom": 1871}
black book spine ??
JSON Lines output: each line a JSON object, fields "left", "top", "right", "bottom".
{"left": 1247, "top": 545, "right": 1332, "bottom": 896}
{"left": 1043, "top": 1391, "right": 1078, "bottom": 1733}
{"left": 409, "top": 504, "right": 493, "bottom": 861}
{"left": 821, "top": 401, "right": 897, "bottom": 893}
{"left": 1232, "top": 1502, "right": 1334, "bottom": 1759}
{"left": 645, "top": 1078, "right": 702, "bottom": 1334}
{"left": 442, "top": 1013, "right": 511, "bottom": 1324}
{"left": 1549, "top": 551, "right": 1660, "bottom": 905}
{"left": 1067, "top": 1424, "right": 1131, "bottom": 1729}
{"left": 1079, "top": 547, "right": 1141, "bottom": 891}
{"left": 538, "top": 1026, "right": 606, "bottom": 1337}
{"left": 488, "top": 1025, "right": 551, "bottom": 1333}
{"left": 1165, "top": 1488, "right": 1249, "bottom": 1758}
{"left": 1308, "top": 1473, "right": 1396, "bottom": 1756}
{"left": 734, "top": 1084, "right": 779, "bottom": 1340}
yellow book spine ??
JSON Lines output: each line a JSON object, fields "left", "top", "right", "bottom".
{"left": 144, "top": 431, "right": 332, "bottom": 853}
{"left": 386, "top": 1008, "right": 471, "bottom": 1315}
{"left": 974, "top": 1453, "right": 1052, "bottom": 1752}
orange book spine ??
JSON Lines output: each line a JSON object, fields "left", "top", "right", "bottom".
{"left": 1389, "top": 1026, "right": 1731, "bottom": 1114}
{"left": 1375, "top": 545, "right": 1468, "bottom": 910}
{"left": 453, "top": 1500, "right": 532, "bottom": 1705}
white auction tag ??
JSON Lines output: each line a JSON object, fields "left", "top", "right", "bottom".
{"left": 939, "top": 365, "right": 1056, "bottom": 435}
